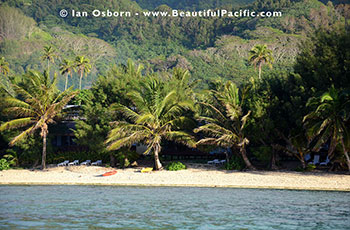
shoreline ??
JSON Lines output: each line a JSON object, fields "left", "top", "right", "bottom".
{"left": 1, "top": 165, "right": 350, "bottom": 192}
{"left": 1, "top": 182, "right": 350, "bottom": 192}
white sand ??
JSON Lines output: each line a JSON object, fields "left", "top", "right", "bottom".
{"left": 1, "top": 164, "right": 349, "bottom": 191}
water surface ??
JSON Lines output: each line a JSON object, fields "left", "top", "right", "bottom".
{"left": 0, "top": 186, "right": 349, "bottom": 229}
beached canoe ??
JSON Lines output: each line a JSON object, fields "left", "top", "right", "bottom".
{"left": 102, "top": 170, "right": 117, "bottom": 177}
{"left": 141, "top": 167, "right": 153, "bottom": 173}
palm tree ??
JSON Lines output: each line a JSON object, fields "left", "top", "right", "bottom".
{"left": 41, "top": 45, "right": 57, "bottom": 72}
{"left": 75, "top": 56, "right": 91, "bottom": 90}
{"left": 194, "top": 81, "right": 256, "bottom": 170}
{"left": 303, "top": 87, "right": 350, "bottom": 171}
{"left": 105, "top": 78, "right": 196, "bottom": 170}
{"left": 0, "top": 57, "right": 10, "bottom": 76}
{"left": 0, "top": 71, "right": 77, "bottom": 169}
{"left": 248, "top": 44, "right": 274, "bottom": 79}
{"left": 60, "top": 59, "right": 75, "bottom": 90}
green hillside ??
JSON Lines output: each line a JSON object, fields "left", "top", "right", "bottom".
{"left": 0, "top": 0, "right": 347, "bottom": 89}
{"left": 134, "top": 0, "right": 255, "bottom": 10}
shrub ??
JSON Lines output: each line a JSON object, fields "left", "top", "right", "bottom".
{"left": 251, "top": 146, "right": 272, "bottom": 164}
{"left": 116, "top": 149, "right": 140, "bottom": 168}
{"left": 166, "top": 162, "right": 186, "bottom": 171}
{"left": 224, "top": 155, "right": 245, "bottom": 170}
{"left": 0, "top": 158, "right": 11, "bottom": 171}
{"left": 295, "top": 164, "right": 316, "bottom": 172}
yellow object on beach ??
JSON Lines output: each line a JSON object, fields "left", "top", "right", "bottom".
{"left": 141, "top": 167, "right": 153, "bottom": 173}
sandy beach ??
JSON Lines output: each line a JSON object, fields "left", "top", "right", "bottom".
{"left": 1, "top": 164, "right": 349, "bottom": 191}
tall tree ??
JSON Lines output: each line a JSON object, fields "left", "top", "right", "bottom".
{"left": 60, "top": 59, "right": 75, "bottom": 90}
{"left": 248, "top": 44, "right": 274, "bottom": 79}
{"left": 303, "top": 87, "right": 350, "bottom": 171}
{"left": 106, "top": 77, "right": 195, "bottom": 170}
{"left": 0, "top": 57, "right": 9, "bottom": 76}
{"left": 0, "top": 71, "right": 77, "bottom": 169}
{"left": 41, "top": 45, "right": 57, "bottom": 72}
{"left": 195, "top": 81, "right": 256, "bottom": 170}
{"left": 75, "top": 56, "right": 91, "bottom": 90}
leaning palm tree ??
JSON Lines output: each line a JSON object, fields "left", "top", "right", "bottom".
{"left": 0, "top": 71, "right": 77, "bottom": 169}
{"left": 0, "top": 57, "right": 10, "bottom": 76}
{"left": 75, "top": 56, "right": 91, "bottom": 90}
{"left": 106, "top": 77, "right": 196, "bottom": 170}
{"left": 303, "top": 87, "right": 350, "bottom": 171}
{"left": 248, "top": 44, "right": 274, "bottom": 79}
{"left": 60, "top": 59, "right": 76, "bottom": 90}
{"left": 41, "top": 45, "right": 57, "bottom": 71}
{"left": 194, "top": 81, "right": 256, "bottom": 170}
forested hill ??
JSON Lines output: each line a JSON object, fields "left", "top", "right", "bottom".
{"left": 0, "top": 0, "right": 348, "bottom": 89}
{"left": 134, "top": 0, "right": 255, "bottom": 10}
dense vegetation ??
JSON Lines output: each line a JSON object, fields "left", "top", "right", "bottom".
{"left": 0, "top": 0, "right": 349, "bottom": 171}
{"left": 0, "top": 0, "right": 347, "bottom": 89}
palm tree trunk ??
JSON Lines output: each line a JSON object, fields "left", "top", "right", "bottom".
{"left": 258, "top": 63, "right": 262, "bottom": 79}
{"left": 240, "top": 145, "right": 256, "bottom": 170}
{"left": 270, "top": 149, "right": 278, "bottom": 170}
{"left": 340, "top": 138, "right": 350, "bottom": 172}
{"left": 154, "top": 145, "right": 163, "bottom": 170}
{"left": 300, "top": 157, "right": 306, "bottom": 169}
{"left": 41, "top": 133, "right": 47, "bottom": 169}
{"left": 65, "top": 73, "right": 68, "bottom": 90}
{"left": 79, "top": 72, "right": 83, "bottom": 90}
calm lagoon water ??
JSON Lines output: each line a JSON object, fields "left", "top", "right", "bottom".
{"left": 0, "top": 186, "right": 349, "bottom": 229}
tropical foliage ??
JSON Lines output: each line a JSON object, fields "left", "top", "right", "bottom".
{"left": 0, "top": 71, "right": 77, "bottom": 169}
{"left": 248, "top": 44, "right": 274, "bottom": 79}
{"left": 0, "top": 57, "right": 9, "bottom": 76}
{"left": 195, "top": 81, "right": 255, "bottom": 170}
{"left": 106, "top": 77, "right": 196, "bottom": 170}
{"left": 0, "top": 0, "right": 349, "bottom": 173}
{"left": 304, "top": 87, "right": 350, "bottom": 171}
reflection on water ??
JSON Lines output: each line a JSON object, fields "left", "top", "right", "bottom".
{"left": 0, "top": 186, "right": 349, "bottom": 229}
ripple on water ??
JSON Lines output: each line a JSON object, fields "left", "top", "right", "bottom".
{"left": 0, "top": 186, "right": 349, "bottom": 229}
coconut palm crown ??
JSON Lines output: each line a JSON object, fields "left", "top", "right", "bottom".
{"left": 194, "top": 81, "right": 256, "bottom": 170}
{"left": 41, "top": 45, "right": 57, "bottom": 71}
{"left": 75, "top": 55, "right": 91, "bottom": 90}
{"left": 303, "top": 87, "right": 350, "bottom": 171}
{"left": 60, "top": 59, "right": 76, "bottom": 90}
{"left": 106, "top": 77, "right": 196, "bottom": 170}
{"left": 248, "top": 44, "right": 274, "bottom": 79}
{"left": 0, "top": 71, "right": 77, "bottom": 169}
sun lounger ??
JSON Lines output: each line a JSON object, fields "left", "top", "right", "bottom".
{"left": 91, "top": 160, "right": 102, "bottom": 166}
{"left": 57, "top": 160, "right": 69, "bottom": 167}
{"left": 80, "top": 160, "right": 91, "bottom": 166}
{"left": 320, "top": 156, "right": 330, "bottom": 166}
{"left": 208, "top": 159, "right": 220, "bottom": 165}
{"left": 308, "top": 155, "right": 320, "bottom": 165}
{"left": 68, "top": 160, "right": 79, "bottom": 166}
{"left": 304, "top": 154, "right": 311, "bottom": 162}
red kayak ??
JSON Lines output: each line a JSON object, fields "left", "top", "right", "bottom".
{"left": 102, "top": 170, "right": 117, "bottom": 177}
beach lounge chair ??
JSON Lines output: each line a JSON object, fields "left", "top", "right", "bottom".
{"left": 68, "top": 160, "right": 79, "bottom": 166}
{"left": 91, "top": 160, "right": 102, "bottom": 166}
{"left": 57, "top": 160, "right": 69, "bottom": 167}
{"left": 320, "top": 156, "right": 330, "bottom": 166}
{"left": 304, "top": 154, "right": 311, "bottom": 162}
{"left": 208, "top": 159, "right": 220, "bottom": 165}
{"left": 80, "top": 160, "right": 91, "bottom": 166}
{"left": 308, "top": 155, "right": 320, "bottom": 165}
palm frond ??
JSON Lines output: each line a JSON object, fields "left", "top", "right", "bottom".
{"left": 0, "top": 117, "right": 35, "bottom": 131}
{"left": 9, "top": 126, "right": 35, "bottom": 146}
